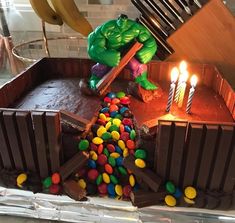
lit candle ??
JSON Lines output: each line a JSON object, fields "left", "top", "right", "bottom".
{"left": 186, "top": 75, "right": 198, "bottom": 114}
{"left": 174, "top": 60, "right": 187, "bottom": 103}
{"left": 166, "top": 67, "right": 179, "bottom": 112}
{"left": 177, "top": 70, "right": 189, "bottom": 108}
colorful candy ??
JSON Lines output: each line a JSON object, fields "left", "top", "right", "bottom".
{"left": 115, "top": 184, "right": 123, "bottom": 196}
{"left": 135, "top": 158, "right": 146, "bottom": 168}
{"left": 78, "top": 139, "right": 89, "bottom": 151}
{"left": 51, "top": 172, "right": 60, "bottom": 184}
{"left": 134, "top": 149, "right": 147, "bottom": 159}
{"left": 92, "top": 137, "right": 103, "bottom": 145}
{"left": 184, "top": 186, "right": 197, "bottom": 199}
{"left": 16, "top": 173, "right": 27, "bottom": 187}
{"left": 165, "top": 195, "right": 177, "bottom": 207}
{"left": 166, "top": 181, "right": 176, "bottom": 194}
{"left": 78, "top": 179, "right": 86, "bottom": 189}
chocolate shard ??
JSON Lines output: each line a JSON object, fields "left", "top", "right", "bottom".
{"left": 59, "top": 151, "right": 89, "bottom": 181}
{"left": 123, "top": 155, "right": 162, "bottom": 192}
{"left": 63, "top": 179, "right": 87, "bottom": 201}
{"left": 130, "top": 190, "right": 166, "bottom": 208}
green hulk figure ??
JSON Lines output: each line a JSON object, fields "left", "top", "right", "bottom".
{"left": 87, "top": 14, "right": 158, "bottom": 91}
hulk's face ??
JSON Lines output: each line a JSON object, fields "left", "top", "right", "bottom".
{"left": 117, "top": 17, "right": 128, "bottom": 29}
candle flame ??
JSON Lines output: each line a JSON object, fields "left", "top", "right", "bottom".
{"left": 190, "top": 75, "right": 198, "bottom": 87}
{"left": 171, "top": 67, "right": 179, "bottom": 82}
{"left": 179, "top": 60, "right": 187, "bottom": 73}
{"left": 181, "top": 70, "right": 189, "bottom": 82}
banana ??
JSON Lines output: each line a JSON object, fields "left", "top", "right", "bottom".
{"left": 29, "top": 0, "right": 63, "bottom": 25}
{"left": 51, "top": 0, "right": 93, "bottom": 37}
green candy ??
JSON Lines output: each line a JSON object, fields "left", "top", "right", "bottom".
{"left": 109, "top": 124, "right": 119, "bottom": 132}
{"left": 166, "top": 181, "right": 176, "bottom": 194}
{"left": 43, "top": 177, "right": 52, "bottom": 188}
{"left": 110, "top": 174, "right": 118, "bottom": 184}
{"left": 130, "top": 129, "right": 136, "bottom": 140}
{"left": 96, "top": 174, "right": 103, "bottom": 185}
{"left": 103, "top": 148, "right": 110, "bottom": 157}
{"left": 108, "top": 156, "right": 116, "bottom": 167}
{"left": 134, "top": 149, "right": 147, "bottom": 159}
{"left": 116, "top": 91, "right": 125, "bottom": 98}
{"left": 101, "top": 132, "right": 112, "bottom": 140}
{"left": 78, "top": 139, "right": 89, "bottom": 151}
{"left": 118, "top": 166, "right": 127, "bottom": 175}
{"left": 114, "top": 114, "right": 123, "bottom": 120}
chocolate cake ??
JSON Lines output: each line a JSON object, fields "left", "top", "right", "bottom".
{"left": 0, "top": 58, "right": 234, "bottom": 211}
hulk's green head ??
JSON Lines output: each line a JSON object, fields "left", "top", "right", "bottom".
{"left": 117, "top": 14, "right": 128, "bottom": 29}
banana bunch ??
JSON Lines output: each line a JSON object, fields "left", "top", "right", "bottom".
{"left": 29, "top": 0, "right": 93, "bottom": 37}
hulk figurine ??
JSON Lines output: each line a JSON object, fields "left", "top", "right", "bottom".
{"left": 87, "top": 14, "right": 158, "bottom": 91}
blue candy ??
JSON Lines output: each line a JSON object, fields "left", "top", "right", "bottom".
{"left": 120, "top": 107, "right": 129, "bottom": 114}
{"left": 115, "top": 146, "right": 122, "bottom": 154}
{"left": 110, "top": 111, "right": 119, "bottom": 118}
{"left": 124, "top": 125, "right": 131, "bottom": 133}
{"left": 173, "top": 188, "right": 183, "bottom": 198}
{"left": 107, "top": 92, "right": 116, "bottom": 99}
{"left": 116, "top": 156, "right": 123, "bottom": 166}
{"left": 100, "top": 107, "right": 109, "bottom": 113}
{"left": 107, "top": 183, "right": 116, "bottom": 196}
{"left": 88, "top": 159, "right": 96, "bottom": 169}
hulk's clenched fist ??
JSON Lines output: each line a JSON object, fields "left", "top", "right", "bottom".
{"left": 87, "top": 14, "right": 158, "bottom": 90}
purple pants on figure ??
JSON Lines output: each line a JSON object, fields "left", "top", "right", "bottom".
{"left": 91, "top": 57, "right": 147, "bottom": 79}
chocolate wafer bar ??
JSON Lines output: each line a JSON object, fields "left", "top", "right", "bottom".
{"left": 123, "top": 155, "right": 162, "bottom": 192}
{"left": 59, "top": 151, "right": 89, "bottom": 181}
{"left": 63, "top": 179, "right": 86, "bottom": 201}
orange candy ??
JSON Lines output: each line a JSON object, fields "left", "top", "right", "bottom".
{"left": 126, "top": 140, "right": 135, "bottom": 150}
{"left": 109, "top": 104, "right": 119, "bottom": 112}
{"left": 119, "top": 124, "right": 125, "bottom": 133}
{"left": 51, "top": 172, "right": 61, "bottom": 184}
{"left": 111, "top": 98, "right": 120, "bottom": 105}
{"left": 98, "top": 144, "right": 104, "bottom": 154}
{"left": 105, "top": 163, "right": 113, "bottom": 174}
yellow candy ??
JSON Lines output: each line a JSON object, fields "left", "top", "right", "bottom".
{"left": 184, "top": 196, "right": 195, "bottom": 204}
{"left": 113, "top": 118, "right": 121, "bottom": 127}
{"left": 111, "top": 131, "right": 120, "bottom": 140}
{"left": 165, "top": 195, "right": 176, "bottom": 207}
{"left": 102, "top": 173, "right": 110, "bottom": 184}
{"left": 106, "top": 117, "right": 111, "bottom": 122}
{"left": 105, "top": 121, "right": 112, "bottom": 130}
{"left": 97, "top": 126, "right": 106, "bottom": 137}
{"left": 78, "top": 179, "right": 86, "bottom": 189}
{"left": 90, "top": 151, "right": 98, "bottom": 160}
{"left": 115, "top": 184, "right": 123, "bottom": 196}
{"left": 184, "top": 186, "right": 197, "bottom": 199}
{"left": 110, "top": 152, "right": 120, "bottom": 158}
{"left": 135, "top": 158, "right": 146, "bottom": 168}
{"left": 92, "top": 137, "right": 103, "bottom": 145}
{"left": 118, "top": 140, "right": 126, "bottom": 150}
{"left": 17, "top": 173, "right": 27, "bottom": 187}
{"left": 99, "top": 113, "right": 107, "bottom": 121}
{"left": 129, "top": 174, "right": 135, "bottom": 187}
{"left": 123, "top": 148, "right": 129, "bottom": 158}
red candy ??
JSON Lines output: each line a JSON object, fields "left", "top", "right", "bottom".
{"left": 49, "top": 184, "right": 60, "bottom": 194}
{"left": 98, "top": 144, "right": 104, "bottom": 154}
{"left": 129, "top": 149, "right": 135, "bottom": 155}
{"left": 105, "top": 163, "right": 113, "bottom": 174}
{"left": 126, "top": 140, "right": 135, "bottom": 150}
{"left": 120, "top": 96, "right": 130, "bottom": 105}
{"left": 122, "top": 118, "right": 133, "bottom": 126}
{"left": 76, "top": 168, "right": 87, "bottom": 177}
{"left": 104, "top": 112, "right": 110, "bottom": 117}
{"left": 88, "top": 169, "right": 99, "bottom": 181}
{"left": 90, "top": 143, "right": 98, "bottom": 151}
{"left": 107, "top": 144, "right": 115, "bottom": 153}
{"left": 98, "top": 182, "right": 108, "bottom": 194}
{"left": 97, "top": 154, "right": 107, "bottom": 166}
{"left": 109, "top": 104, "right": 119, "bottom": 112}
{"left": 123, "top": 185, "right": 132, "bottom": 197}
{"left": 104, "top": 97, "right": 111, "bottom": 103}
{"left": 51, "top": 172, "right": 60, "bottom": 184}
{"left": 120, "top": 132, "right": 130, "bottom": 142}
{"left": 97, "top": 119, "right": 106, "bottom": 126}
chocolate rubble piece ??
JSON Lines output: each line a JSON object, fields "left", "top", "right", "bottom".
{"left": 135, "top": 176, "right": 150, "bottom": 191}
{"left": 123, "top": 155, "right": 162, "bottom": 192}
{"left": 217, "top": 195, "right": 232, "bottom": 210}
{"left": 63, "top": 180, "right": 87, "bottom": 201}
{"left": 59, "top": 151, "right": 89, "bottom": 181}
{"left": 130, "top": 190, "right": 166, "bottom": 208}
{"left": 127, "top": 81, "right": 163, "bottom": 103}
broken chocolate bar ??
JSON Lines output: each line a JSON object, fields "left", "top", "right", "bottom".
{"left": 63, "top": 179, "right": 87, "bottom": 201}
{"left": 59, "top": 151, "right": 89, "bottom": 181}
{"left": 130, "top": 190, "right": 166, "bottom": 208}
{"left": 123, "top": 155, "right": 162, "bottom": 192}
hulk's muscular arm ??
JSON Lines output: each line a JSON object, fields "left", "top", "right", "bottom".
{"left": 134, "top": 23, "right": 157, "bottom": 64}
{"left": 87, "top": 22, "right": 121, "bottom": 67}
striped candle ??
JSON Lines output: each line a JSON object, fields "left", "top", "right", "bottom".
{"left": 186, "top": 75, "right": 198, "bottom": 114}
{"left": 177, "top": 71, "right": 189, "bottom": 108}
{"left": 166, "top": 67, "right": 179, "bottom": 112}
